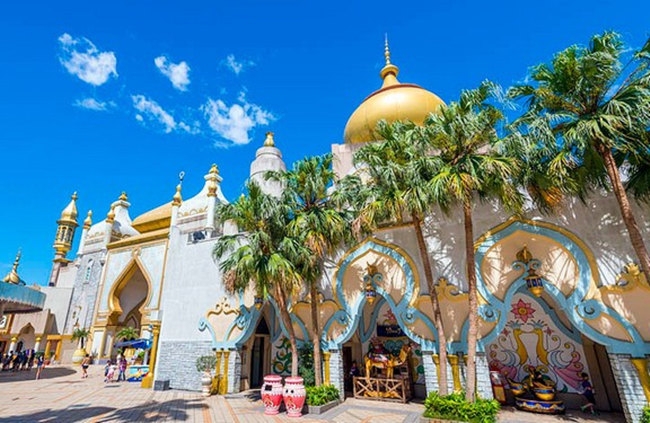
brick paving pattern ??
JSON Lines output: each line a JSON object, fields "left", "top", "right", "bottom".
{"left": 0, "top": 365, "right": 627, "bottom": 422}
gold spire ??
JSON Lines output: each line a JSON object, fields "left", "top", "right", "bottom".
{"left": 83, "top": 210, "right": 93, "bottom": 229}
{"left": 209, "top": 164, "right": 219, "bottom": 175}
{"left": 59, "top": 192, "right": 79, "bottom": 223}
{"left": 380, "top": 35, "right": 399, "bottom": 87}
{"left": 263, "top": 132, "right": 275, "bottom": 147}
{"left": 119, "top": 192, "right": 128, "bottom": 201}
{"left": 106, "top": 205, "right": 116, "bottom": 224}
{"left": 3, "top": 250, "right": 23, "bottom": 285}
{"left": 172, "top": 184, "right": 183, "bottom": 206}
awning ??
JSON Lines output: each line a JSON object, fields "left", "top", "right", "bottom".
{"left": 114, "top": 338, "right": 152, "bottom": 349}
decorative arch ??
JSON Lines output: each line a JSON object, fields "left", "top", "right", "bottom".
{"left": 322, "top": 237, "right": 438, "bottom": 351}
{"left": 106, "top": 257, "right": 153, "bottom": 326}
{"left": 474, "top": 218, "right": 650, "bottom": 357}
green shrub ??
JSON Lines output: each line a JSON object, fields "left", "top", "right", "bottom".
{"left": 641, "top": 405, "right": 650, "bottom": 423}
{"left": 306, "top": 385, "right": 340, "bottom": 406}
{"left": 298, "top": 342, "right": 315, "bottom": 387}
{"left": 423, "top": 391, "right": 500, "bottom": 423}
{"left": 195, "top": 354, "right": 217, "bottom": 373}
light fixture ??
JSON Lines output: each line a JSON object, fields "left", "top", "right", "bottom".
{"left": 515, "top": 245, "right": 544, "bottom": 297}
{"left": 363, "top": 264, "right": 381, "bottom": 304}
{"left": 254, "top": 296, "right": 263, "bottom": 309}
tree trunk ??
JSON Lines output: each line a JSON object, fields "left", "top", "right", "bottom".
{"left": 310, "top": 282, "right": 323, "bottom": 386}
{"left": 463, "top": 201, "right": 479, "bottom": 403}
{"left": 275, "top": 284, "right": 299, "bottom": 377}
{"left": 412, "top": 213, "right": 449, "bottom": 396}
{"left": 598, "top": 144, "right": 650, "bottom": 279}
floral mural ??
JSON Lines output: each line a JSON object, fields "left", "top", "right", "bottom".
{"left": 272, "top": 337, "right": 291, "bottom": 375}
{"left": 487, "top": 292, "right": 587, "bottom": 393}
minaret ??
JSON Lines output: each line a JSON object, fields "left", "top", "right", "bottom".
{"left": 249, "top": 132, "right": 286, "bottom": 197}
{"left": 170, "top": 183, "right": 182, "bottom": 227}
{"left": 205, "top": 164, "right": 219, "bottom": 231}
{"left": 76, "top": 210, "right": 93, "bottom": 255}
{"left": 49, "top": 193, "right": 79, "bottom": 286}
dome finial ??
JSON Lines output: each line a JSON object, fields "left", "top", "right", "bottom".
{"left": 3, "top": 249, "right": 24, "bottom": 285}
{"left": 379, "top": 35, "right": 399, "bottom": 87}
{"left": 264, "top": 132, "right": 275, "bottom": 147}
{"left": 384, "top": 33, "right": 391, "bottom": 65}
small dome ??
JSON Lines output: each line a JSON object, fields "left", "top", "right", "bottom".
{"left": 59, "top": 192, "right": 79, "bottom": 224}
{"left": 132, "top": 202, "right": 172, "bottom": 233}
{"left": 343, "top": 40, "right": 445, "bottom": 144}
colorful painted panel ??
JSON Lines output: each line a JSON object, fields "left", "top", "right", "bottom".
{"left": 487, "top": 292, "right": 587, "bottom": 393}
{"left": 271, "top": 337, "right": 291, "bottom": 375}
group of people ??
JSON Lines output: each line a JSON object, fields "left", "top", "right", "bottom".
{"left": 1, "top": 349, "right": 36, "bottom": 371}
{"left": 102, "top": 355, "right": 128, "bottom": 383}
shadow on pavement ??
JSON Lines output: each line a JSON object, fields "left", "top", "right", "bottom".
{"left": 0, "top": 367, "right": 77, "bottom": 382}
{"left": 0, "top": 397, "right": 207, "bottom": 423}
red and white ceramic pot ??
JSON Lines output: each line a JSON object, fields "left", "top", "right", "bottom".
{"left": 283, "top": 376, "right": 306, "bottom": 418}
{"left": 261, "top": 374, "right": 284, "bottom": 415}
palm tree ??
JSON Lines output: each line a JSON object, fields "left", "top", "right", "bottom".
{"left": 72, "top": 327, "right": 90, "bottom": 349}
{"left": 417, "top": 81, "right": 524, "bottom": 402}
{"left": 266, "top": 154, "right": 356, "bottom": 386}
{"left": 509, "top": 31, "right": 650, "bottom": 278}
{"left": 116, "top": 326, "right": 139, "bottom": 342}
{"left": 352, "top": 121, "right": 451, "bottom": 396}
{"left": 213, "top": 181, "right": 307, "bottom": 377}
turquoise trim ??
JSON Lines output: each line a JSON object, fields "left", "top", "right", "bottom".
{"left": 321, "top": 239, "right": 438, "bottom": 352}
{"left": 475, "top": 220, "right": 650, "bottom": 357}
{"left": 0, "top": 283, "right": 46, "bottom": 312}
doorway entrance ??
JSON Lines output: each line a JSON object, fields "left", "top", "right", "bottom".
{"left": 249, "top": 317, "right": 269, "bottom": 388}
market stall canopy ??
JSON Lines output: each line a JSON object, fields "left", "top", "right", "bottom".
{"left": 114, "top": 338, "right": 152, "bottom": 349}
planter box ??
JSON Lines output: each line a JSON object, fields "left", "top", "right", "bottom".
{"left": 307, "top": 399, "right": 340, "bottom": 415}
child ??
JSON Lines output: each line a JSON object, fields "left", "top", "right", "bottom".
{"left": 579, "top": 372, "right": 597, "bottom": 414}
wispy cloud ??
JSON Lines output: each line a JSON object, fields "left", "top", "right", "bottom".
{"left": 223, "top": 54, "right": 255, "bottom": 75}
{"left": 58, "top": 33, "right": 117, "bottom": 86}
{"left": 202, "top": 92, "right": 273, "bottom": 145}
{"left": 154, "top": 56, "right": 191, "bottom": 91}
{"left": 74, "top": 97, "right": 114, "bottom": 111}
{"left": 132, "top": 95, "right": 192, "bottom": 134}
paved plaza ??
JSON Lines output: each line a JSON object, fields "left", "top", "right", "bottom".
{"left": 0, "top": 365, "right": 626, "bottom": 422}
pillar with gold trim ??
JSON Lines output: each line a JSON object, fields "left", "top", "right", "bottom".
{"left": 141, "top": 323, "right": 160, "bottom": 389}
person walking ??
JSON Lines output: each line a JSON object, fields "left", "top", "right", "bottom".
{"left": 117, "top": 356, "right": 127, "bottom": 382}
{"left": 35, "top": 354, "right": 45, "bottom": 380}
{"left": 81, "top": 354, "right": 91, "bottom": 379}
{"left": 579, "top": 372, "right": 597, "bottom": 414}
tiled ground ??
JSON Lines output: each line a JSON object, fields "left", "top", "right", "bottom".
{"left": 0, "top": 365, "right": 627, "bottom": 422}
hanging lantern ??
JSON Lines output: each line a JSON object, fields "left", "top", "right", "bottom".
{"left": 515, "top": 245, "right": 544, "bottom": 297}
{"left": 365, "top": 281, "right": 377, "bottom": 304}
{"left": 254, "top": 296, "right": 264, "bottom": 309}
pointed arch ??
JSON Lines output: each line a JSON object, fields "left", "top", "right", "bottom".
{"left": 106, "top": 257, "right": 153, "bottom": 326}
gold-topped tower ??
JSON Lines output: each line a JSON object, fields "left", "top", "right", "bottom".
{"left": 3, "top": 250, "right": 25, "bottom": 285}
{"left": 343, "top": 37, "right": 445, "bottom": 144}
{"left": 53, "top": 192, "right": 79, "bottom": 259}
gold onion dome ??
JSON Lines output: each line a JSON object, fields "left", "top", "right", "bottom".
{"left": 343, "top": 38, "right": 445, "bottom": 144}
{"left": 3, "top": 251, "right": 25, "bottom": 285}
{"left": 59, "top": 192, "right": 79, "bottom": 223}
{"left": 83, "top": 210, "right": 93, "bottom": 229}
{"left": 263, "top": 132, "right": 275, "bottom": 147}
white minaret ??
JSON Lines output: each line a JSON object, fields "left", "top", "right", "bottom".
{"left": 171, "top": 183, "right": 182, "bottom": 227}
{"left": 76, "top": 210, "right": 92, "bottom": 255}
{"left": 249, "top": 132, "right": 286, "bottom": 197}
{"left": 205, "top": 164, "right": 219, "bottom": 231}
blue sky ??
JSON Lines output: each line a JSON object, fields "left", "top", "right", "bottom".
{"left": 1, "top": 0, "right": 648, "bottom": 285}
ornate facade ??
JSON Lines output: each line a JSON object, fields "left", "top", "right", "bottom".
{"left": 5, "top": 44, "right": 650, "bottom": 422}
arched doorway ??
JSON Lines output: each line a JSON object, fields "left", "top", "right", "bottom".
{"left": 249, "top": 316, "right": 270, "bottom": 388}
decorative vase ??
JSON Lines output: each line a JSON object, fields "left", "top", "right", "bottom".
{"left": 71, "top": 348, "right": 86, "bottom": 364}
{"left": 283, "top": 376, "right": 306, "bottom": 418}
{"left": 261, "top": 374, "right": 284, "bottom": 415}
{"left": 201, "top": 373, "right": 212, "bottom": 397}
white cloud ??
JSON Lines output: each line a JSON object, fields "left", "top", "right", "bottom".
{"left": 202, "top": 93, "right": 274, "bottom": 145}
{"left": 131, "top": 95, "right": 191, "bottom": 134}
{"left": 74, "top": 97, "right": 114, "bottom": 111}
{"left": 58, "top": 33, "right": 117, "bottom": 86}
{"left": 223, "top": 54, "right": 254, "bottom": 75}
{"left": 154, "top": 56, "right": 190, "bottom": 91}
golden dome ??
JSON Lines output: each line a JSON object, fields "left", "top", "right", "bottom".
{"left": 132, "top": 202, "right": 172, "bottom": 233}
{"left": 343, "top": 39, "right": 445, "bottom": 144}
{"left": 83, "top": 210, "right": 93, "bottom": 229}
{"left": 3, "top": 251, "right": 24, "bottom": 285}
{"left": 59, "top": 192, "right": 79, "bottom": 223}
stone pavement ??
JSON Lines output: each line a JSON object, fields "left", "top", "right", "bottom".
{"left": 0, "top": 365, "right": 627, "bottom": 422}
